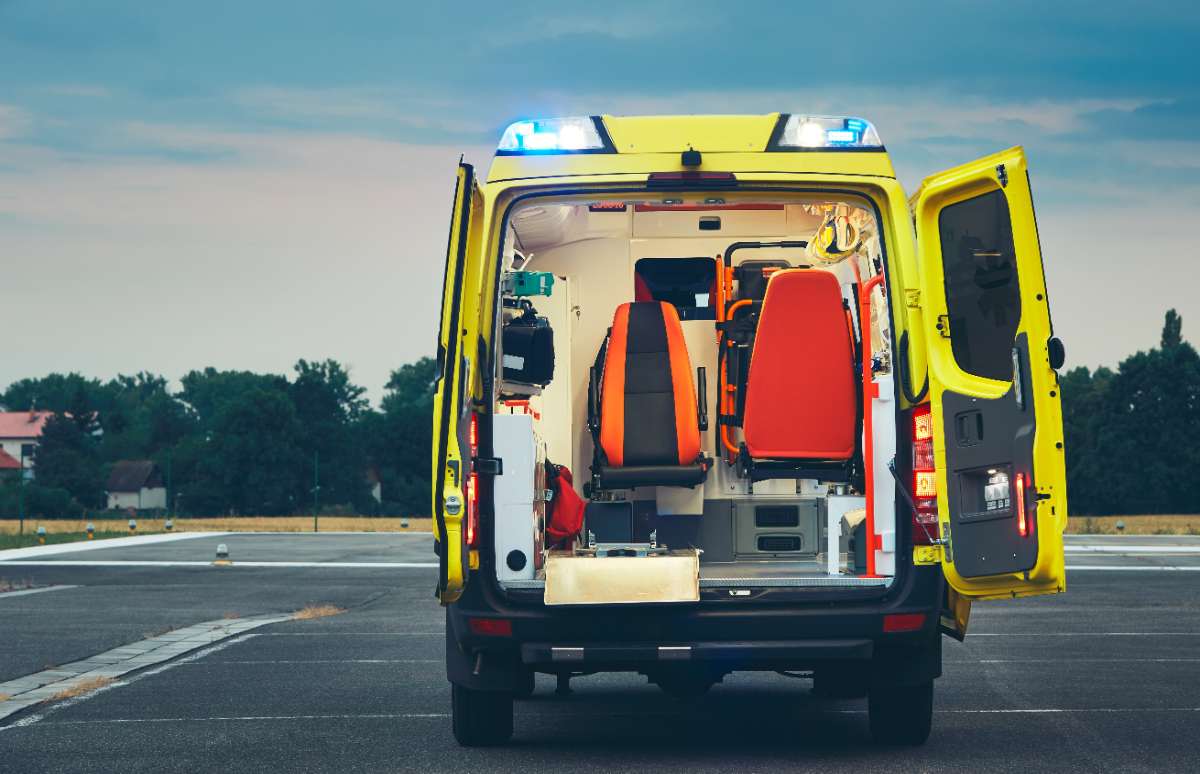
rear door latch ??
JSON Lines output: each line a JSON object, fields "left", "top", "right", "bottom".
{"left": 472, "top": 456, "right": 503, "bottom": 476}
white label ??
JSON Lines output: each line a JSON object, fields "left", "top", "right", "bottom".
{"left": 503, "top": 354, "right": 525, "bottom": 370}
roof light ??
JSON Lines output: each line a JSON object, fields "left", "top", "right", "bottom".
{"left": 770, "top": 115, "right": 883, "bottom": 151}
{"left": 497, "top": 116, "right": 611, "bottom": 154}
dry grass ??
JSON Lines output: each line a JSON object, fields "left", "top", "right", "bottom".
{"left": 1067, "top": 515, "right": 1200, "bottom": 535}
{"left": 48, "top": 676, "right": 114, "bottom": 702}
{"left": 0, "top": 516, "right": 432, "bottom": 536}
{"left": 0, "top": 694, "right": 10, "bottom": 703}
{"left": 293, "top": 603, "right": 345, "bottom": 620}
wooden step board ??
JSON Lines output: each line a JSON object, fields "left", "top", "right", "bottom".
{"left": 544, "top": 549, "right": 700, "bottom": 605}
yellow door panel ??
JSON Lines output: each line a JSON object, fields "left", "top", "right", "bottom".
{"left": 433, "top": 163, "right": 481, "bottom": 604}
{"left": 912, "top": 147, "right": 1067, "bottom": 601}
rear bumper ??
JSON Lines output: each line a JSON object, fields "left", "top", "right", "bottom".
{"left": 446, "top": 563, "right": 944, "bottom": 690}
{"left": 521, "top": 638, "right": 873, "bottom": 667}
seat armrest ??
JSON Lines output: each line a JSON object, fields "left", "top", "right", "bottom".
{"left": 696, "top": 366, "right": 708, "bottom": 432}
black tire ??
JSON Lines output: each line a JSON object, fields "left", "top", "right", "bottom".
{"left": 868, "top": 680, "right": 933, "bottom": 746}
{"left": 451, "top": 683, "right": 513, "bottom": 747}
{"left": 513, "top": 668, "right": 536, "bottom": 699}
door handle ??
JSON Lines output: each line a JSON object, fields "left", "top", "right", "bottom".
{"left": 1047, "top": 337, "right": 1066, "bottom": 370}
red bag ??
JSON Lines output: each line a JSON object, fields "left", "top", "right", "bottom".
{"left": 545, "top": 462, "right": 584, "bottom": 546}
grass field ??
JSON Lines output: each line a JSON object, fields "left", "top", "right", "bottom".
{"left": 0, "top": 516, "right": 431, "bottom": 536}
{"left": 1066, "top": 515, "right": 1200, "bottom": 535}
{"left": 0, "top": 530, "right": 152, "bottom": 550}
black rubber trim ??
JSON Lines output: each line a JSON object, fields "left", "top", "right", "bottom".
{"left": 481, "top": 184, "right": 906, "bottom": 608}
{"left": 898, "top": 330, "right": 930, "bottom": 405}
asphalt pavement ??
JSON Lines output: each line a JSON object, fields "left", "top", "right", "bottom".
{"left": 1, "top": 533, "right": 1198, "bottom": 773}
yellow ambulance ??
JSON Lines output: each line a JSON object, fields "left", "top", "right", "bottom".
{"left": 431, "top": 114, "right": 1067, "bottom": 746}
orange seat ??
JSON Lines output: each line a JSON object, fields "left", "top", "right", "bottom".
{"left": 589, "top": 301, "right": 707, "bottom": 490}
{"left": 742, "top": 270, "right": 857, "bottom": 461}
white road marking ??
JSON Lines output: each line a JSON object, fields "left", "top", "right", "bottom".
{"left": 1065, "top": 545, "right": 1200, "bottom": 554}
{"left": 934, "top": 707, "right": 1200, "bottom": 714}
{"left": 969, "top": 632, "right": 1200, "bottom": 636}
{"left": 32, "top": 713, "right": 453, "bottom": 726}
{"left": 0, "top": 560, "right": 438, "bottom": 568}
{"left": 258, "top": 632, "right": 443, "bottom": 636}
{"left": 946, "top": 658, "right": 1200, "bottom": 663}
{"left": 0, "top": 617, "right": 290, "bottom": 726}
{"left": 181, "top": 659, "right": 441, "bottom": 665}
{"left": 24, "top": 707, "right": 1200, "bottom": 728}
{"left": 1, "top": 634, "right": 260, "bottom": 731}
{"left": 0, "top": 532, "right": 230, "bottom": 561}
{"left": 0, "top": 585, "right": 78, "bottom": 599}
{"left": 1066, "top": 565, "right": 1200, "bottom": 571}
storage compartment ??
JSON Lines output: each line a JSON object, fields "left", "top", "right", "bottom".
{"left": 734, "top": 500, "right": 819, "bottom": 559}
{"left": 492, "top": 413, "right": 546, "bottom": 583}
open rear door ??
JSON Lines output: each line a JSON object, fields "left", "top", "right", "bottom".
{"left": 433, "top": 162, "right": 480, "bottom": 604}
{"left": 913, "top": 147, "right": 1067, "bottom": 601}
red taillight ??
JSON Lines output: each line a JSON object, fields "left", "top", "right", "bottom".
{"left": 883, "top": 612, "right": 927, "bottom": 633}
{"left": 1015, "top": 472, "right": 1029, "bottom": 537}
{"left": 911, "top": 405, "right": 938, "bottom": 545}
{"left": 467, "top": 617, "right": 512, "bottom": 637}
{"left": 466, "top": 414, "right": 479, "bottom": 548}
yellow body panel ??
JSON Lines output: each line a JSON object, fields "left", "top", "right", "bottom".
{"left": 432, "top": 164, "right": 483, "bottom": 604}
{"left": 602, "top": 113, "right": 780, "bottom": 153}
{"left": 435, "top": 115, "right": 1064, "bottom": 608}
{"left": 912, "top": 147, "right": 1067, "bottom": 601}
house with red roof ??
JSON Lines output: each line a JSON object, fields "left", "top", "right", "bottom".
{"left": 0, "top": 447, "right": 21, "bottom": 480}
{"left": 0, "top": 411, "right": 52, "bottom": 478}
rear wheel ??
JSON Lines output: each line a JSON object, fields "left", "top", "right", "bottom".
{"left": 868, "top": 680, "right": 933, "bottom": 745}
{"left": 451, "top": 683, "right": 513, "bottom": 747}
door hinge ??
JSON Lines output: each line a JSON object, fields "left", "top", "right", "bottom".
{"left": 935, "top": 314, "right": 951, "bottom": 338}
{"left": 472, "top": 456, "right": 503, "bottom": 476}
{"left": 905, "top": 288, "right": 921, "bottom": 309}
{"left": 913, "top": 545, "right": 943, "bottom": 565}
{"left": 996, "top": 163, "right": 1009, "bottom": 188}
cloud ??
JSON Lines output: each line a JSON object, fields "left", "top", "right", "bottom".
{"left": 0, "top": 103, "right": 32, "bottom": 140}
{"left": 0, "top": 118, "right": 493, "bottom": 397}
{"left": 39, "top": 84, "right": 112, "bottom": 98}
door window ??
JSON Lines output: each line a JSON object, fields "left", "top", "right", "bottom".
{"left": 937, "top": 190, "right": 1021, "bottom": 382}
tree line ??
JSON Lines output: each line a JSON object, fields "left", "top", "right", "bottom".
{"left": 2, "top": 309, "right": 1197, "bottom": 519}
{"left": 0, "top": 358, "right": 436, "bottom": 518}
{"left": 1061, "top": 310, "right": 1200, "bottom": 515}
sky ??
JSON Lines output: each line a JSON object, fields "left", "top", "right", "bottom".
{"left": 2, "top": 1, "right": 1198, "bottom": 403}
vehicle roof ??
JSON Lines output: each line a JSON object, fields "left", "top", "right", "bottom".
{"left": 486, "top": 114, "right": 897, "bottom": 184}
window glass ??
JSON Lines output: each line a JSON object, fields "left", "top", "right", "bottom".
{"left": 937, "top": 190, "right": 1021, "bottom": 381}
{"left": 634, "top": 257, "right": 717, "bottom": 320}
